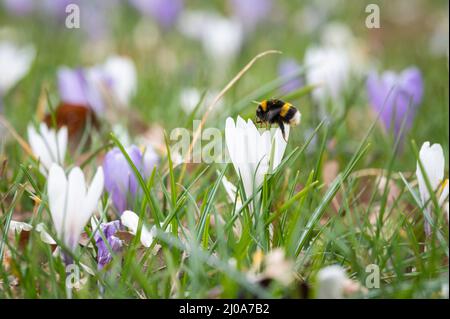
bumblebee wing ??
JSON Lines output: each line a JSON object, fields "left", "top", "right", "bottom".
{"left": 266, "top": 108, "right": 281, "bottom": 122}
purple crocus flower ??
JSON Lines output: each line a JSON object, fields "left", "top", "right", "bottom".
{"left": 366, "top": 67, "right": 424, "bottom": 139}
{"left": 278, "top": 58, "right": 303, "bottom": 95}
{"left": 58, "top": 55, "right": 137, "bottom": 113}
{"left": 129, "top": 0, "right": 184, "bottom": 29}
{"left": 94, "top": 220, "right": 123, "bottom": 269}
{"left": 103, "top": 144, "right": 159, "bottom": 213}
{"left": 57, "top": 67, "right": 106, "bottom": 114}
{"left": 104, "top": 145, "right": 143, "bottom": 213}
{"left": 229, "top": 0, "right": 272, "bottom": 31}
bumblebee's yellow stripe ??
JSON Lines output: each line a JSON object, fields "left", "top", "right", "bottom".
{"left": 280, "top": 103, "right": 291, "bottom": 117}
{"left": 260, "top": 100, "right": 267, "bottom": 112}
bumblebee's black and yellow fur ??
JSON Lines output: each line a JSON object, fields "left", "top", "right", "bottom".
{"left": 255, "top": 99, "right": 301, "bottom": 140}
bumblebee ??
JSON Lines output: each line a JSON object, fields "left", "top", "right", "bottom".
{"left": 255, "top": 99, "right": 301, "bottom": 140}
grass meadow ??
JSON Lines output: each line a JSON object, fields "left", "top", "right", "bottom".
{"left": 0, "top": 0, "right": 448, "bottom": 299}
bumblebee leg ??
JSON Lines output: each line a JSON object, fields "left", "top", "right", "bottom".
{"left": 278, "top": 121, "right": 286, "bottom": 141}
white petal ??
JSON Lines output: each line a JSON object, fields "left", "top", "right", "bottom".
{"left": 246, "top": 118, "right": 262, "bottom": 166}
{"left": 28, "top": 124, "right": 52, "bottom": 173}
{"left": 35, "top": 223, "right": 57, "bottom": 245}
{"left": 47, "top": 164, "right": 68, "bottom": 240}
{"left": 62, "top": 167, "right": 103, "bottom": 248}
{"left": 141, "top": 226, "right": 155, "bottom": 247}
{"left": 179, "top": 10, "right": 244, "bottom": 62}
{"left": 272, "top": 125, "right": 289, "bottom": 169}
{"left": 80, "top": 262, "right": 95, "bottom": 276}
{"left": 247, "top": 124, "right": 266, "bottom": 197}
{"left": 65, "top": 167, "right": 87, "bottom": 249}
{"left": 225, "top": 118, "right": 236, "bottom": 156}
{"left": 0, "top": 42, "right": 35, "bottom": 93}
{"left": 236, "top": 116, "right": 247, "bottom": 130}
{"left": 120, "top": 210, "right": 139, "bottom": 233}
{"left": 120, "top": 210, "right": 153, "bottom": 247}
{"left": 238, "top": 121, "right": 254, "bottom": 198}
{"left": 226, "top": 117, "right": 254, "bottom": 198}
{"left": 84, "top": 166, "right": 104, "bottom": 215}
{"left": 90, "top": 216, "right": 100, "bottom": 232}
{"left": 8, "top": 220, "right": 32, "bottom": 233}
{"left": 416, "top": 142, "right": 445, "bottom": 205}
{"left": 225, "top": 117, "right": 243, "bottom": 175}
{"left": 304, "top": 45, "right": 351, "bottom": 104}
{"left": 39, "top": 123, "right": 58, "bottom": 164}
{"left": 56, "top": 126, "right": 68, "bottom": 165}
{"left": 102, "top": 55, "right": 137, "bottom": 105}
{"left": 317, "top": 265, "right": 347, "bottom": 299}
{"left": 27, "top": 122, "right": 67, "bottom": 175}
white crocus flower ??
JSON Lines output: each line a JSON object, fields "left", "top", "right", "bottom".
{"left": 225, "top": 116, "right": 289, "bottom": 204}
{"left": 27, "top": 123, "right": 68, "bottom": 175}
{"left": 120, "top": 210, "right": 154, "bottom": 247}
{"left": 120, "top": 210, "right": 173, "bottom": 249}
{"left": 47, "top": 164, "right": 104, "bottom": 251}
{"left": 101, "top": 55, "right": 137, "bottom": 107}
{"left": 304, "top": 45, "right": 351, "bottom": 107}
{"left": 178, "top": 10, "right": 243, "bottom": 64}
{"left": 202, "top": 17, "right": 242, "bottom": 63}
{"left": 316, "top": 265, "right": 348, "bottom": 299}
{"left": 0, "top": 41, "right": 35, "bottom": 95}
{"left": 321, "top": 22, "right": 369, "bottom": 75}
{"left": 416, "top": 142, "right": 449, "bottom": 228}
{"left": 304, "top": 23, "right": 368, "bottom": 113}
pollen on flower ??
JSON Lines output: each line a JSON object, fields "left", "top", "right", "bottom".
{"left": 439, "top": 179, "right": 449, "bottom": 196}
